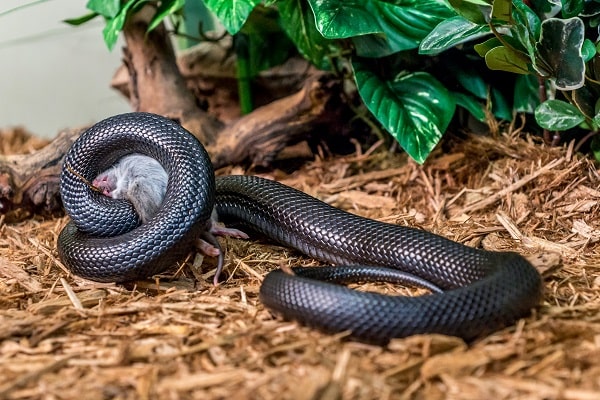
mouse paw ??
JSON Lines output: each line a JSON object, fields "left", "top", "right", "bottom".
{"left": 210, "top": 221, "right": 249, "bottom": 239}
{"left": 196, "top": 238, "right": 221, "bottom": 257}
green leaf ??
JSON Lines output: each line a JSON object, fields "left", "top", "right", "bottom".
{"left": 513, "top": 74, "right": 540, "bottom": 113}
{"left": 526, "top": 0, "right": 558, "bottom": 16}
{"left": 101, "top": 0, "right": 150, "bottom": 51}
{"left": 593, "top": 109, "right": 600, "bottom": 131}
{"left": 308, "top": 0, "right": 382, "bottom": 38}
{"left": 585, "top": 1, "right": 600, "bottom": 21}
{"left": 453, "top": 91, "right": 486, "bottom": 122}
{"left": 419, "top": 15, "right": 491, "bottom": 55}
{"left": 511, "top": 0, "right": 541, "bottom": 64}
{"left": 63, "top": 12, "right": 99, "bottom": 26}
{"left": 278, "top": 0, "right": 339, "bottom": 70}
{"left": 581, "top": 38, "right": 597, "bottom": 62}
{"left": 572, "top": 85, "right": 597, "bottom": 119}
{"left": 535, "top": 17, "right": 585, "bottom": 90}
{"left": 484, "top": 46, "right": 530, "bottom": 74}
{"left": 561, "top": 0, "right": 585, "bottom": 18}
{"left": 447, "top": 0, "right": 491, "bottom": 24}
{"left": 353, "top": 60, "right": 455, "bottom": 164}
{"left": 324, "top": 0, "right": 455, "bottom": 57}
{"left": 87, "top": 0, "right": 121, "bottom": 18}
{"left": 535, "top": 99, "right": 585, "bottom": 130}
{"left": 240, "top": 6, "right": 296, "bottom": 75}
{"left": 491, "top": 87, "right": 512, "bottom": 120}
{"left": 101, "top": 0, "right": 141, "bottom": 50}
{"left": 474, "top": 37, "right": 503, "bottom": 57}
{"left": 204, "top": 0, "right": 262, "bottom": 34}
{"left": 513, "top": 0, "right": 541, "bottom": 39}
{"left": 453, "top": 64, "right": 488, "bottom": 99}
{"left": 491, "top": 0, "right": 511, "bottom": 23}
{"left": 345, "top": 0, "right": 456, "bottom": 57}
{"left": 148, "top": 0, "right": 186, "bottom": 32}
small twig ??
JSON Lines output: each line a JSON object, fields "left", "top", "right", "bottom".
{"left": 574, "top": 130, "right": 599, "bottom": 153}
{"left": 461, "top": 157, "right": 564, "bottom": 214}
{"left": 61, "top": 278, "right": 84, "bottom": 310}
{"left": 0, "top": 355, "right": 74, "bottom": 397}
{"left": 65, "top": 162, "right": 100, "bottom": 192}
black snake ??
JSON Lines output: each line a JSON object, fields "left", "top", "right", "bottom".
{"left": 57, "top": 112, "right": 543, "bottom": 344}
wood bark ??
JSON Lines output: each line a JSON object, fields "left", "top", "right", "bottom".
{"left": 0, "top": 11, "right": 344, "bottom": 215}
{"left": 0, "top": 128, "right": 83, "bottom": 216}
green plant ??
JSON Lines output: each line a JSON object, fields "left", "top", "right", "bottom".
{"left": 422, "top": 0, "right": 600, "bottom": 148}
{"left": 207, "top": 0, "right": 479, "bottom": 163}
{"left": 68, "top": 0, "right": 480, "bottom": 163}
{"left": 67, "top": 0, "right": 600, "bottom": 163}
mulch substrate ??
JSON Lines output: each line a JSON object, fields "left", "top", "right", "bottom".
{"left": 1, "top": 126, "right": 599, "bottom": 399}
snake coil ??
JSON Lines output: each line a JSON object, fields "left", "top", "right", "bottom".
{"left": 58, "top": 112, "right": 543, "bottom": 344}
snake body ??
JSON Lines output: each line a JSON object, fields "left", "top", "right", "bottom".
{"left": 58, "top": 113, "right": 543, "bottom": 344}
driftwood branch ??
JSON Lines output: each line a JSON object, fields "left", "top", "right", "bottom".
{"left": 0, "top": 128, "right": 82, "bottom": 215}
{"left": 0, "top": 8, "right": 346, "bottom": 215}
{"left": 121, "top": 8, "right": 223, "bottom": 144}
{"left": 209, "top": 74, "right": 340, "bottom": 168}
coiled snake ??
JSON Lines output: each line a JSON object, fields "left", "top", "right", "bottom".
{"left": 58, "top": 113, "right": 542, "bottom": 344}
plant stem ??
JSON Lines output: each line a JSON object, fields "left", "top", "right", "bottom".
{"left": 537, "top": 76, "right": 553, "bottom": 144}
{"left": 574, "top": 130, "right": 599, "bottom": 152}
{"left": 235, "top": 33, "right": 253, "bottom": 115}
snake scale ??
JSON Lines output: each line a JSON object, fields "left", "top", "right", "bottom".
{"left": 57, "top": 112, "right": 543, "bottom": 344}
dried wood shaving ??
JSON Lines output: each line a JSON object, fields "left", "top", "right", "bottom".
{"left": 1, "top": 128, "right": 600, "bottom": 399}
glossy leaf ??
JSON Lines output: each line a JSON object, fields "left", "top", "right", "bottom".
{"left": 447, "top": 0, "right": 491, "bottom": 24}
{"left": 278, "top": 0, "right": 339, "bottom": 70}
{"left": 453, "top": 64, "right": 488, "bottom": 99}
{"left": 513, "top": 0, "right": 541, "bottom": 39}
{"left": 474, "top": 37, "right": 502, "bottom": 57}
{"left": 353, "top": 61, "right": 455, "bottom": 164}
{"left": 491, "top": 0, "right": 511, "bottom": 23}
{"left": 593, "top": 109, "right": 600, "bottom": 130}
{"left": 535, "top": 99, "right": 585, "bottom": 130}
{"left": 308, "top": 0, "right": 381, "bottom": 38}
{"left": 102, "top": 0, "right": 140, "bottom": 51}
{"left": 511, "top": 0, "right": 541, "bottom": 64}
{"left": 87, "top": 0, "right": 121, "bottom": 18}
{"left": 475, "top": 34, "right": 526, "bottom": 57}
{"left": 351, "top": 0, "right": 456, "bottom": 57}
{"left": 420, "top": 16, "right": 491, "bottom": 55}
{"left": 584, "top": 1, "right": 600, "bottom": 20}
{"left": 148, "top": 0, "right": 186, "bottom": 32}
{"left": 491, "top": 87, "right": 512, "bottom": 120}
{"left": 527, "top": 0, "right": 560, "bottom": 17}
{"left": 535, "top": 17, "right": 585, "bottom": 90}
{"left": 204, "top": 0, "right": 262, "bottom": 34}
{"left": 572, "top": 85, "right": 596, "bottom": 119}
{"left": 561, "top": 0, "right": 584, "bottom": 18}
{"left": 240, "top": 6, "right": 296, "bottom": 75}
{"left": 513, "top": 74, "right": 540, "bottom": 113}
{"left": 581, "top": 38, "right": 596, "bottom": 62}
{"left": 484, "top": 46, "right": 530, "bottom": 74}
{"left": 64, "top": 12, "right": 99, "bottom": 26}
{"left": 453, "top": 91, "right": 486, "bottom": 122}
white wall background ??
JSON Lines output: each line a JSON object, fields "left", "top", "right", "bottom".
{"left": 0, "top": 0, "right": 130, "bottom": 138}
